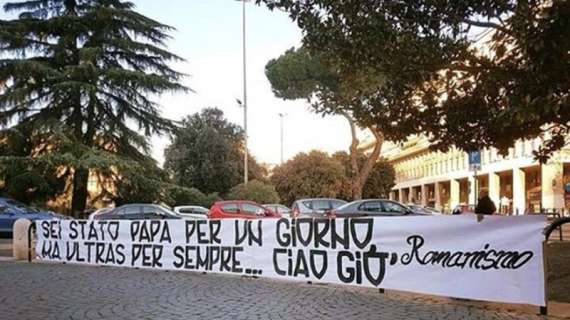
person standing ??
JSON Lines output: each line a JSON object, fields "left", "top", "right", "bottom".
{"left": 475, "top": 192, "right": 497, "bottom": 215}
{"left": 500, "top": 195, "right": 510, "bottom": 214}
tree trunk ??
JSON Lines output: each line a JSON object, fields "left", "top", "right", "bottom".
{"left": 339, "top": 111, "right": 384, "bottom": 200}
{"left": 353, "top": 128, "right": 384, "bottom": 200}
{"left": 71, "top": 167, "right": 89, "bottom": 218}
{"left": 339, "top": 111, "right": 360, "bottom": 177}
{"left": 65, "top": 0, "right": 88, "bottom": 218}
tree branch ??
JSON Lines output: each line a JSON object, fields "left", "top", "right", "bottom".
{"left": 462, "top": 19, "right": 510, "bottom": 35}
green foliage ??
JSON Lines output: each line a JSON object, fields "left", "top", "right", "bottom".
{"left": 265, "top": 47, "right": 337, "bottom": 101}
{"left": 164, "top": 185, "right": 207, "bottom": 207}
{"left": 114, "top": 171, "right": 163, "bottom": 206}
{"left": 0, "top": 122, "right": 219, "bottom": 211}
{"left": 265, "top": 45, "right": 419, "bottom": 142}
{"left": 265, "top": 46, "right": 388, "bottom": 200}
{"left": 0, "top": 0, "right": 187, "bottom": 214}
{"left": 113, "top": 156, "right": 168, "bottom": 206}
{"left": 332, "top": 151, "right": 395, "bottom": 200}
{"left": 270, "top": 150, "right": 346, "bottom": 205}
{"left": 162, "top": 184, "right": 220, "bottom": 208}
{"left": 260, "top": 0, "right": 570, "bottom": 160}
{"left": 0, "top": 125, "right": 66, "bottom": 204}
{"left": 0, "top": 159, "right": 63, "bottom": 206}
{"left": 227, "top": 180, "right": 280, "bottom": 204}
{"left": 271, "top": 150, "right": 396, "bottom": 203}
{"left": 201, "top": 192, "right": 223, "bottom": 208}
{"left": 164, "top": 107, "right": 267, "bottom": 196}
{"left": 362, "top": 159, "right": 396, "bottom": 199}
{"left": 265, "top": 46, "right": 389, "bottom": 129}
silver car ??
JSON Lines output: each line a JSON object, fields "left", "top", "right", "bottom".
{"left": 291, "top": 198, "right": 347, "bottom": 218}
{"left": 333, "top": 199, "right": 416, "bottom": 218}
{"left": 406, "top": 204, "right": 440, "bottom": 215}
{"left": 94, "top": 204, "right": 181, "bottom": 220}
{"left": 173, "top": 205, "right": 209, "bottom": 219}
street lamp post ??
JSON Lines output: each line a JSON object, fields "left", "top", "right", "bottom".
{"left": 278, "top": 113, "right": 286, "bottom": 164}
{"left": 240, "top": 0, "right": 248, "bottom": 184}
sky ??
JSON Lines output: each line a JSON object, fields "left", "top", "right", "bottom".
{"left": 134, "top": 0, "right": 352, "bottom": 166}
{"left": 0, "top": 0, "right": 353, "bottom": 166}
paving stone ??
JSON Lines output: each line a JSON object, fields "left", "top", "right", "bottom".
{"left": 0, "top": 261, "right": 552, "bottom": 320}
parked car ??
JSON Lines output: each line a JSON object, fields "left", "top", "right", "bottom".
{"left": 332, "top": 199, "right": 419, "bottom": 218}
{"left": 0, "top": 197, "right": 61, "bottom": 237}
{"left": 422, "top": 206, "right": 442, "bottom": 215}
{"left": 291, "top": 198, "right": 347, "bottom": 218}
{"left": 208, "top": 201, "right": 281, "bottom": 219}
{"left": 452, "top": 204, "right": 476, "bottom": 215}
{"left": 263, "top": 204, "right": 291, "bottom": 217}
{"left": 173, "top": 205, "right": 209, "bottom": 219}
{"left": 87, "top": 208, "right": 113, "bottom": 220}
{"left": 94, "top": 204, "right": 181, "bottom": 220}
{"left": 407, "top": 204, "right": 441, "bottom": 215}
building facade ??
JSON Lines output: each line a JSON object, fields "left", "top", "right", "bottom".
{"left": 380, "top": 136, "right": 570, "bottom": 214}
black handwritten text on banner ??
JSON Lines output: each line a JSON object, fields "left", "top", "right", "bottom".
{"left": 36, "top": 215, "right": 546, "bottom": 306}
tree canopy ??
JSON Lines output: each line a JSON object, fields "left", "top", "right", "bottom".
{"left": 362, "top": 159, "right": 396, "bottom": 199}
{"left": 332, "top": 151, "right": 395, "bottom": 200}
{"left": 270, "top": 150, "right": 347, "bottom": 205}
{"left": 164, "top": 107, "right": 266, "bottom": 196}
{"left": 260, "top": 0, "right": 570, "bottom": 161}
{"left": 227, "top": 180, "right": 280, "bottom": 204}
{"left": 265, "top": 47, "right": 386, "bottom": 200}
{"left": 0, "top": 0, "right": 187, "bottom": 215}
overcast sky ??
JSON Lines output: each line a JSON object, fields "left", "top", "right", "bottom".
{"left": 135, "top": 0, "right": 352, "bottom": 166}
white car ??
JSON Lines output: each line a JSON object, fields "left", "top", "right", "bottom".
{"left": 173, "top": 205, "right": 209, "bottom": 219}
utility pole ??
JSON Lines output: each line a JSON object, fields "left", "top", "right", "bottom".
{"left": 278, "top": 113, "right": 286, "bottom": 164}
{"left": 241, "top": 0, "right": 248, "bottom": 184}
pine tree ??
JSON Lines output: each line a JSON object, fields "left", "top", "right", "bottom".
{"left": 0, "top": 0, "right": 187, "bottom": 216}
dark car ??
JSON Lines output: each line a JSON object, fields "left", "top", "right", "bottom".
{"left": 332, "top": 199, "right": 418, "bottom": 218}
{"left": 208, "top": 201, "right": 281, "bottom": 219}
{"left": 94, "top": 204, "right": 181, "bottom": 220}
{"left": 0, "top": 197, "right": 60, "bottom": 237}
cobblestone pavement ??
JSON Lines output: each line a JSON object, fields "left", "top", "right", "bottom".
{"left": 0, "top": 261, "right": 554, "bottom": 320}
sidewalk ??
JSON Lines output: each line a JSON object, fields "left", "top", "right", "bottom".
{"left": 0, "top": 261, "right": 562, "bottom": 320}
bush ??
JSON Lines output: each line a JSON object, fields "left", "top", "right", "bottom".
{"left": 165, "top": 185, "right": 207, "bottom": 207}
{"left": 202, "top": 192, "right": 223, "bottom": 208}
{"left": 227, "top": 180, "right": 280, "bottom": 204}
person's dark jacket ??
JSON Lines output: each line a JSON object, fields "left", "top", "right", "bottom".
{"left": 475, "top": 195, "right": 496, "bottom": 215}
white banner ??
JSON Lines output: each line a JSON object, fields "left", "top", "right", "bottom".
{"left": 36, "top": 215, "right": 546, "bottom": 306}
